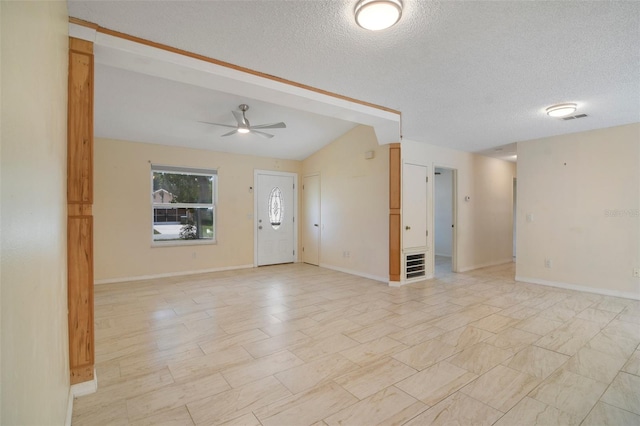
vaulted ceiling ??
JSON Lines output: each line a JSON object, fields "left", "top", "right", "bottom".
{"left": 68, "top": 1, "right": 640, "bottom": 161}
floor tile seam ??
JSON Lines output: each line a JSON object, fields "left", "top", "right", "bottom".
{"left": 383, "top": 334, "right": 411, "bottom": 351}
{"left": 568, "top": 377, "right": 616, "bottom": 423}
{"left": 575, "top": 344, "right": 636, "bottom": 370}
{"left": 95, "top": 345, "right": 161, "bottom": 366}
{"left": 509, "top": 353, "right": 569, "bottom": 382}
{"left": 185, "top": 376, "right": 276, "bottom": 424}
{"left": 460, "top": 363, "right": 541, "bottom": 399}
{"left": 614, "top": 316, "right": 640, "bottom": 327}
{"left": 180, "top": 402, "right": 198, "bottom": 426}
{"left": 71, "top": 394, "right": 130, "bottom": 417}
{"left": 383, "top": 401, "right": 433, "bottom": 426}
{"left": 253, "top": 383, "right": 347, "bottom": 425}
{"left": 458, "top": 382, "right": 527, "bottom": 416}
{"left": 454, "top": 391, "right": 508, "bottom": 416}
{"left": 622, "top": 364, "right": 640, "bottom": 378}
{"left": 525, "top": 390, "right": 591, "bottom": 423}
{"left": 335, "top": 357, "right": 419, "bottom": 392}
{"left": 593, "top": 400, "right": 640, "bottom": 419}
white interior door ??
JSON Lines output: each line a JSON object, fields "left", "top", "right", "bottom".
{"left": 403, "top": 163, "right": 428, "bottom": 249}
{"left": 303, "top": 174, "right": 320, "bottom": 265}
{"left": 256, "top": 171, "right": 296, "bottom": 266}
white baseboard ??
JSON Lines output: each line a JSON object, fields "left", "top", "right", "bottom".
{"left": 389, "top": 272, "right": 435, "bottom": 287}
{"left": 458, "top": 259, "right": 514, "bottom": 273}
{"left": 318, "top": 263, "right": 387, "bottom": 283}
{"left": 66, "top": 369, "right": 98, "bottom": 425}
{"left": 94, "top": 264, "right": 254, "bottom": 285}
{"left": 515, "top": 275, "right": 640, "bottom": 301}
{"left": 71, "top": 371, "right": 98, "bottom": 397}
{"left": 65, "top": 388, "right": 73, "bottom": 426}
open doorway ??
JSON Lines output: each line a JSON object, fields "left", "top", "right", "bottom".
{"left": 434, "top": 167, "right": 457, "bottom": 277}
{"left": 513, "top": 177, "right": 517, "bottom": 259}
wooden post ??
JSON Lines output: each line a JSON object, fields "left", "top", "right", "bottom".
{"left": 389, "top": 143, "right": 401, "bottom": 282}
{"left": 67, "top": 37, "right": 95, "bottom": 384}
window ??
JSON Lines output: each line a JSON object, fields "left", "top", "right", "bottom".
{"left": 151, "top": 165, "right": 216, "bottom": 244}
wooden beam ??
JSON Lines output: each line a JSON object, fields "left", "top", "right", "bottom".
{"left": 68, "top": 36, "right": 95, "bottom": 385}
{"left": 389, "top": 143, "right": 401, "bottom": 282}
{"left": 68, "top": 17, "right": 401, "bottom": 117}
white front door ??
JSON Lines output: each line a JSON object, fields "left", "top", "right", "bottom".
{"left": 256, "top": 171, "right": 296, "bottom": 266}
{"left": 303, "top": 174, "right": 320, "bottom": 265}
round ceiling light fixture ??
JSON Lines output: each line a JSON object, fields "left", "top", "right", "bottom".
{"left": 546, "top": 103, "right": 577, "bottom": 117}
{"left": 355, "top": 0, "right": 403, "bottom": 31}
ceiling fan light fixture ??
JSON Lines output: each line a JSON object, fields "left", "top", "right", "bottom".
{"left": 546, "top": 103, "right": 577, "bottom": 118}
{"left": 199, "top": 104, "right": 286, "bottom": 139}
{"left": 355, "top": 0, "right": 402, "bottom": 31}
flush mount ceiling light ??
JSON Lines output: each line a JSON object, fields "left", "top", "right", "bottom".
{"left": 355, "top": 0, "right": 403, "bottom": 31}
{"left": 546, "top": 103, "right": 577, "bottom": 118}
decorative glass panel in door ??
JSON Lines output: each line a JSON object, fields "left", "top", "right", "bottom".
{"left": 268, "top": 187, "right": 284, "bottom": 230}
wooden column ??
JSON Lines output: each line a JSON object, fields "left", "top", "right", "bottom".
{"left": 389, "top": 143, "right": 401, "bottom": 282}
{"left": 68, "top": 37, "right": 95, "bottom": 384}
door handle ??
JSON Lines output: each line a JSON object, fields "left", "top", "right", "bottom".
{"left": 405, "top": 226, "right": 411, "bottom": 230}
{"left": 314, "top": 224, "right": 319, "bottom": 227}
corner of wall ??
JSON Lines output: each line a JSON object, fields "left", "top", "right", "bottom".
{"left": 302, "top": 125, "right": 390, "bottom": 280}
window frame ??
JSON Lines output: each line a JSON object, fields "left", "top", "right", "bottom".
{"left": 150, "top": 164, "right": 218, "bottom": 247}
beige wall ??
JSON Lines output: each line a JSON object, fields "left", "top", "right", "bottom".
{"left": 94, "top": 138, "right": 301, "bottom": 282}
{"left": 302, "top": 125, "right": 390, "bottom": 281}
{"left": 402, "top": 140, "right": 516, "bottom": 276}
{"left": 1, "top": 1, "right": 70, "bottom": 424}
{"left": 516, "top": 123, "right": 640, "bottom": 299}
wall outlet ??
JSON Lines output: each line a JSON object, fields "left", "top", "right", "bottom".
{"left": 544, "top": 258, "right": 552, "bottom": 268}
{"left": 343, "top": 251, "right": 350, "bottom": 258}
{"left": 634, "top": 268, "right": 640, "bottom": 278}
{"left": 526, "top": 213, "right": 534, "bottom": 223}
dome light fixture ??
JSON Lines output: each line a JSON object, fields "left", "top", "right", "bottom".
{"left": 355, "top": 0, "right": 403, "bottom": 31}
{"left": 546, "top": 103, "right": 577, "bottom": 118}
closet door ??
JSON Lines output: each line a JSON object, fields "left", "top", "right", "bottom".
{"left": 403, "top": 163, "right": 428, "bottom": 249}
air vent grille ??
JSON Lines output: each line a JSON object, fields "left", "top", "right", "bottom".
{"left": 405, "top": 253, "right": 426, "bottom": 280}
{"left": 562, "top": 114, "right": 588, "bottom": 121}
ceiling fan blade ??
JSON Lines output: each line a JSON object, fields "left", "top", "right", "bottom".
{"left": 232, "top": 110, "right": 247, "bottom": 126}
{"left": 251, "top": 122, "right": 287, "bottom": 130}
{"left": 251, "top": 130, "right": 274, "bottom": 139}
{"left": 221, "top": 129, "right": 238, "bottom": 137}
{"left": 198, "top": 120, "right": 237, "bottom": 129}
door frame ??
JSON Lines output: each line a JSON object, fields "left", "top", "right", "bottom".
{"left": 253, "top": 169, "right": 298, "bottom": 267}
{"left": 432, "top": 164, "right": 458, "bottom": 274}
{"left": 302, "top": 173, "right": 321, "bottom": 265}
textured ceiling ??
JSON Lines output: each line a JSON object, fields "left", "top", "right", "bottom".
{"left": 68, "top": 0, "right": 640, "bottom": 157}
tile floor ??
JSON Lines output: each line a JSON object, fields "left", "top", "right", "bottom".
{"left": 72, "top": 260, "right": 640, "bottom": 425}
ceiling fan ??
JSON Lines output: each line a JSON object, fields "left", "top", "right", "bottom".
{"left": 200, "top": 104, "right": 286, "bottom": 138}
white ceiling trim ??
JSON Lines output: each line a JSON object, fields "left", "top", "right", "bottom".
{"left": 68, "top": 22, "right": 401, "bottom": 146}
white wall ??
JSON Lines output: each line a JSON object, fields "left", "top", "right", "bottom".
{"left": 434, "top": 168, "right": 453, "bottom": 256}
{"left": 402, "top": 140, "right": 516, "bottom": 277}
{"left": 94, "top": 138, "right": 302, "bottom": 282}
{"left": 516, "top": 123, "right": 640, "bottom": 299}
{"left": 302, "top": 126, "right": 389, "bottom": 282}
{"left": 1, "top": 1, "right": 70, "bottom": 424}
